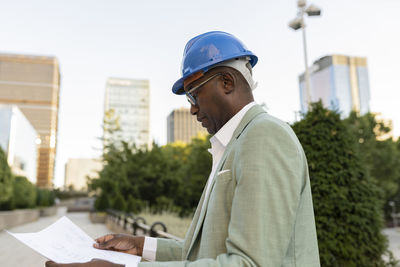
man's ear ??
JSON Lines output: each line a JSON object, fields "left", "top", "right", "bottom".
{"left": 221, "top": 72, "right": 235, "bottom": 94}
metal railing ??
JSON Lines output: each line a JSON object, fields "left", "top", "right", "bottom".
{"left": 106, "top": 209, "right": 183, "bottom": 242}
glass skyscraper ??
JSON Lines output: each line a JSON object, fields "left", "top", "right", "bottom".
{"left": 299, "top": 55, "right": 370, "bottom": 117}
{"left": 104, "top": 78, "right": 150, "bottom": 149}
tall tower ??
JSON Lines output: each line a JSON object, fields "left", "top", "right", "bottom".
{"left": 0, "top": 53, "right": 60, "bottom": 187}
{"left": 167, "top": 107, "right": 207, "bottom": 143}
{"left": 104, "top": 78, "right": 150, "bottom": 148}
{"left": 299, "top": 55, "right": 370, "bottom": 117}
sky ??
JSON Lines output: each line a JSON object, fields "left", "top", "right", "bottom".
{"left": 0, "top": 0, "right": 399, "bottom": 188}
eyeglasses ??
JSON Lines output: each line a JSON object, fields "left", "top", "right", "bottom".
{"left": 185, "top": 73, "right": 222, "bottom": 106}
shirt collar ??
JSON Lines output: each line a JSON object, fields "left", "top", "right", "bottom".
{"left": 210, "top": 102, "right": 256, "bottom": 147}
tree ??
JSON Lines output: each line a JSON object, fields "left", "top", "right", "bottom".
{"left": 292, "top": 102, "right": 393, "bottom": 266}
{"left": 345, "top": 112, "right": 400, "bottom": 222}
{"left": 102, "top": 108, "right": 122, "bottom": 152}
{"left": 112, "top": 192, "right": 126, "bottom": 211}
{"left": 176, "top": 135, "right": 212, "bottom": 216}
{"left": 94, "top": 192, "right": 110, "bottom": 211}
{"left": 126, "top": 195, "right": 144, "bottom": 214}
{"left": 89, "top": 132, "right": 212, "bottom": 216}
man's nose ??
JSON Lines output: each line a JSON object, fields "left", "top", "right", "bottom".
{"left": 190, "top": 103, "right": 198, "bottom": 115}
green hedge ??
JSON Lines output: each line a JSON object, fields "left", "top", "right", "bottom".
{"left": 36, "top": 188, "right": 55, "bottom": 207}
{"left": 0, "top": 146, "right": 55, "bottom": 210}
{"left": 292, "top": 102, "right": 395, "bottom": 267}
{"left": 13, "top": 176, "right": 37, "bottom": 209}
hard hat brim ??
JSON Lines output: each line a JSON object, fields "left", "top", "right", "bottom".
{"left": 172, "top": 54, "right": 258, "bottom": 95}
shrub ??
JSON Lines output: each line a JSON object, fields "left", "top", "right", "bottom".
{"left": 292, "top": 102, "right": 393, "bottom": 266}
{"left": 112, "top": 193, "right": 126, "bottom": 211}
{"left": 54, "top": 188, "right": 88, "bottom": 200}
{"left": 95, "top": 193, "right": 110, "bottom": 211}
{"left": 36, "top": 188, "right": 55, "bottom": 207}
{"left": 13, "top": 176, "right": 37, "bottom": 209}
{"left": 90, "top": 131, "right": 212, "bottom": 217}
{"left": 126, "top": 195, "right": 144, "bottom": 214}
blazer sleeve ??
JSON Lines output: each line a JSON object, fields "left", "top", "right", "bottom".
{"left": 153, "top": 238, "right": 184, "bottom": 261}
{"left": 138, "top": 119, "right": 306, "bottom": 266}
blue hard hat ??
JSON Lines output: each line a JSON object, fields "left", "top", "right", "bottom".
{"left": 172, "top": 31, "right": 258, "bottom": 95}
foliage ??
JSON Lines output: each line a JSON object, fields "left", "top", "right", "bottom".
{"left": 0, "top": 146, "right": 13, "bottom": 209}
{"left": 94, "top": 191, "right": 110, "bottom": 211}
{"left": 90, "top": 135, "right": 211, "bottom": 217}
{"left": 54, "top": 188, "right": 88, "bottom": 200}
{"left": 344, "top": 112, "right": 400, "bottom": 222}
{"left": 0, "top": 146, "right": 56, "bottom": 210}
{"left": 36, "top": 188, "right": 55, "bottom": 207}
{"left": 102, "top": 108, "right": 122, "bottom": 152}
{"left": 12, "top": 176, "right": 37, "bottom": 209}
{"left": 175, "top": 136, "right": 211, "bottom": 216}
{"left": 292, "top": 102, "right": 394, "bottom": 267}
{"left": 126, "top": 195, "right": 144, "bottom": 214}
{"left": 112, "top": 192, "right": 127, "bottom": 211}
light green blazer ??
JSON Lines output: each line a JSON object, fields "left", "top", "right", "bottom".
{"left": 140, "top": 105, "right": 320, "bottom": 266}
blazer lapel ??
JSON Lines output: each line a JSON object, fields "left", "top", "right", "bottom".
{"left": 185, "top": 105, "right": 266, "bottom": 259}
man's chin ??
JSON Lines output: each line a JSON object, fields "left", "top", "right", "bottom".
{"left": 201, "top": 120, "right": 215, "bottom": 134}
{"left": 205, "top": 127, "right": 215, "bottom": 135}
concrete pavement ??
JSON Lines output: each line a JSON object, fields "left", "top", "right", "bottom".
{"left": 383, "top": 227, "right": 400, "bottom": 261}
{"left": 0, "top": 208, "right": 113, "bottom": 267}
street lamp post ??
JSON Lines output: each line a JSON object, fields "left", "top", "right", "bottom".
{"left": 289, "top": 0, "right": 321, "bottom": 111}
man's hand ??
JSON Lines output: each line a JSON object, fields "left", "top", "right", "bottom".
{"left": 45, "top": 259, "right": 124, "bottom": 267}
{"left": 94, "top": 234, "right": 145, "bottom": 256}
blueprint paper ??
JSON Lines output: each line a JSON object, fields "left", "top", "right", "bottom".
{"left": 7, "top": 216, "right": 141, "bottom": 266}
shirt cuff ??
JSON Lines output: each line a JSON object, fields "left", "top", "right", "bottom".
{"left": 142, "top": 236, "right": 157, "bottom": 261}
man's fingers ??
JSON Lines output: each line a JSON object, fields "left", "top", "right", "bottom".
{"left": 95, "top": 234, "right": 115, "bottom": 244}
{"left": 94, "top": 238, "right": 117, "bottom": 250}
{"left": 94, "top": 234, "right": 116, "bottom": 249}
{"left": 45, "top": 261, "right": 58, "bottom": 267}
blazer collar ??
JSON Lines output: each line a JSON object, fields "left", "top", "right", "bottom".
{"left": 231, "top": 104, "right": 266, "bottom": 141}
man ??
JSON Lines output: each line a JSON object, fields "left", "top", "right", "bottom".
{"left": 47, "top": 31, "right": 320, "bottom": 267}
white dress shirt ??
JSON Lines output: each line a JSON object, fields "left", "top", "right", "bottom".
{"left": 141, "top": 102, "right": 256, "bottom": 262}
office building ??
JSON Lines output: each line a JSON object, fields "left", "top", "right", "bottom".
{"left": 0, "top": 53, "right": 60, "bottom": 187}
{"left": 299, "top": 55, "right": 370, "bottom": 117}
{"left": 167, "top": 107, "right": 207, "bottom": 143}
{"left": 64, "top": 158, "right": 103, "bottom": 191}
{"left": 0, "top": 105, "right": 38, "bottom": 183}
{"left": 104, "top": 78, "right": 150, "bottom": 148}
